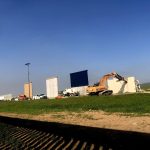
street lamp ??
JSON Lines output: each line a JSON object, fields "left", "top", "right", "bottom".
{"left": 25, "top": 63, "right": 31, "bottom": 99}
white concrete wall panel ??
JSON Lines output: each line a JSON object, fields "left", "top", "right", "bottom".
{"left": 46, "top": 77, "right": 58, "bottom": 99}
{"left": 107, "top": 77, "right": 136, "bottom": 94}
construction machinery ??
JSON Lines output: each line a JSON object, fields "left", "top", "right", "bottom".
{"left": 86, "top": 72, "right": 127, "bottom": 96}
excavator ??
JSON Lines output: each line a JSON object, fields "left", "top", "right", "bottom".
{"left": 86, "top": 72, "right": 127, "bottom": 96}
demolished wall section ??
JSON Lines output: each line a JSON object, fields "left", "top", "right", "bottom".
{"left": 107, "top": 77, "right": 136, "bottom": 94}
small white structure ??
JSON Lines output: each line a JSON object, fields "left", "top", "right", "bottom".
{"left": 107, "top": 77, "right": 137, "bottom": 94}
{"left": 63, "top": 86, "right": 88, "bottom": 96}
{"left": 33, "top": 95, "right": 40, "bottom": 100}
{"left": 46, "top": 77, "right": 58, "bottom": 99}
{"left": 0, "top": 94, "right": 13, "bottom": 101}
{"left": 71, "top": 86, "right": 88, "bottom": 95}
{"left": 33, "top": 94, "right": 47, "bottom": 100}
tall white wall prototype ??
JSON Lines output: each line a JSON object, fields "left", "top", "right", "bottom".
{"left": 107, "top": 77, "right": 136, "bottom": 94}
{"left": 46, "top": 77, "right": 58, "bottom": 99}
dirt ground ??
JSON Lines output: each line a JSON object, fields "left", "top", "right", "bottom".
{"left": 0, "top": 111, "right": 150, "bottom": 134}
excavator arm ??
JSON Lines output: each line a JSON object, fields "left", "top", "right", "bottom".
{"left": 113, "top": 72, "right": 127, "bottom": 83}
{"left": 99, "top": 73, "right": 115, "bottom": 87}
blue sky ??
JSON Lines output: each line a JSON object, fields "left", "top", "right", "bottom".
{"left": 0, "top": 0, "right": 150, "bottom": 96}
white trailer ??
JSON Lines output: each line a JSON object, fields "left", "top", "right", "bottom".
{"left": 71, "top": 86, "right": 88, "bottom": 96}
{"left": 63, "top": 86, "right": 88, "bottom": 96}
{"left": 46, "top": 77, "right": 58, "bottom": 99}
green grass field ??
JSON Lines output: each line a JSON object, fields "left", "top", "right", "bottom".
{"left": 141, "top": 82, "right": 150, "bottom": 90}
{"left": 0, "top": 93, "right": 150, "bottom": 115}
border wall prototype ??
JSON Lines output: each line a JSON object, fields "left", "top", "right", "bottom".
{"left": 46, "top": 77, "right": 58, "bottom": 99}
{"left": 107, "top": 77, "right": 137, "bottom": 94}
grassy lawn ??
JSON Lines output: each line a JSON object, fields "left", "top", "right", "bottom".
{"left": 0, "top": 93, "right": 150, "bottom": 115}
{"left": 141, "top": 83, "right": 150, "bottom": 90}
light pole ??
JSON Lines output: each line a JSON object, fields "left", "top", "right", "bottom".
{"left": 25, "top": 63, "right": 31, "bottom": 99}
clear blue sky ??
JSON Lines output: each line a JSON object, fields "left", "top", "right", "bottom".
{"left": 0, "top": 0, "right": 150, "bottom": 96}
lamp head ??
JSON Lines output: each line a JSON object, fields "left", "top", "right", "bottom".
{"left": 25, "top": 63, "right": 31, "bottom": 66}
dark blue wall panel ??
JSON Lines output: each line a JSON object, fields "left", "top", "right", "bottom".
{"left": 70, "top": 70, "right": 89, "bottom": 87}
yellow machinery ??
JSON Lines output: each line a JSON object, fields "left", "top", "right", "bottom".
{"left": 86, "top": 72, "right": 127, "bottom": 96}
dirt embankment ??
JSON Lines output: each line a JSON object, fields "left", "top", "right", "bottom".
{"left": 0, "top": 111, "right": 150, "bottom": 133}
